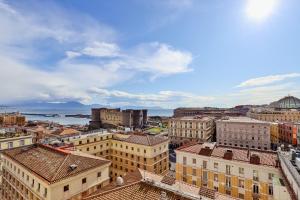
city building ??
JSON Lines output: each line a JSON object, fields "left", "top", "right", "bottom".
{"left": 89, "top": 108, "right": 147, "bottom": 130}
{"left": 270, "top": 123, "right": 279, "bottom": 149}
{"left": 62, "top": 130, "right": 169, "bottom": 180}
{"left": 0, "top": 113, "right": 26, "bottom": 126}
{"left": 173, "top": 107, "right": 244, "bottom": 118}
{"left": 278, "top": 122, "right": 298, "bottom": 146}
{"left": 277, "top": 147, "right": 300, "bottom": 200}
{"left": 0, "top": 127, "right": 34, "bottom": 151}
{"left": 168, "top": 116, "right": 215, "bottom": 144}
{"left": 216, "top": 117, "right": 271, "bottom": 150}
{"left": 83, "top": 169, "right": 234, "bottom": 200}
{"left": 1, "top": 144, "right": 111, "bottom": 200}
{"left": 175, "top": 143, "right": 292, "bottom": 200}
{"left": 248, "top": 109, "right": 300, "bottom": 123}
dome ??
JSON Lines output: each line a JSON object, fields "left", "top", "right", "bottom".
{"left": 269, "top": 95, "right": 300, "bottom": 109}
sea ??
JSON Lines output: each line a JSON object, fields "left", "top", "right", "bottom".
{"left": 0, "top": 107, "right": 173, "bottom": 125}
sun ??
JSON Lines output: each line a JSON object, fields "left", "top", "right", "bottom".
{"left": 246, "top": 0, "right": 278, "bottom": 22}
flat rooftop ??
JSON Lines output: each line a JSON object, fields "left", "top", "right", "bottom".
{"left": 217, "top": 117, "right": 269, "bottom": 124}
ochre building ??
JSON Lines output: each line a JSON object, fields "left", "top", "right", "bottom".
{"left": 175, "top": 143, "right": 291, "bottom": 200}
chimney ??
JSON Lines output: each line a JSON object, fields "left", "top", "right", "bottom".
{"left": 223, "top": 150, "right": 233, "bottom": 160}
{"left": 250, "top": 154, "right": 260, "bottom": 165}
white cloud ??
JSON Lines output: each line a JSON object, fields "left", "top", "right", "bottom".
{"left": 89, "top": 88, "right": 214, "bottom": 108}
{"left": 67, "top": 42, "right": 120, "bottom": 58}
{"left": 237, "top": 73, "right": 300, "bottom": 88}
{"left": 0, "top": 1, "right": 194, "bottom": 105}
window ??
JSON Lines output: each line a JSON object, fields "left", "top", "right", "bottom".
{"left": 192, "top": 168, "right": 196, "bottom": 176}
{"left": 226, "top": 165, "right": 231, "bottom": 175}
{"left": 203, "top": 161, "right": 207, "bottom": 169}
{"left": 64, "top": 185, "right": 69, "bottom": 192}
{"left": 268, "top": 173, "right": 274, "bottom": 180}
{"left": 97, "top": 172, "right": 101, "bottom": 177}
{"left": 253, "top": 170, "right": 259, "bottom": 181}
{"left": 225, "top": 177, "right": 231, "bottom": 188}
{"left": 82, "top": 178, "right": 87, "bottom": 184}
{"left": 20, "top": 140, "right": 25, "bottom": 146}
{"left": 8, "top": 142, "right": 13, "bottom": 149}
{"left": 44, "top": 188, "right": 47, "bottom": 197}
{"left": 269, "top": 185, "right": 273, "bottom": 195}
{"left": 239, "top": 167, "right": 244, "bottom": 175}
{"left": 183, "top": 157, "right": 187, "bottom": 165}
{"left": 37, "top": 183, "right": 40, "bottom": 191}
{"left": 214, "top": 174, "right": 218, "bottom": 182}
{"left": 238, "top": 179, "right": 244, "bottom": 188}
{"left": 192, "top": 158, "right": 196, "bottom": 164}
{"left": 214, "top": 163, "right": 218, "bottom": 170}
{"left": 253, "top": 184, "right": 259, "bottom": 194}
{"left": 238, "top": 193, "right": 244, "bottom": 199}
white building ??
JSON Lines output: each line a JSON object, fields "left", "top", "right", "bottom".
{"left": 216, "top": 117, "right": 271, "bottom": 150}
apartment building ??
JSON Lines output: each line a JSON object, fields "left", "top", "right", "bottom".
{"left": 216, "top": 117, "right": 271, "bottom": 150}
{"left": 89, "top": 108, "right": 147, "bottom": 129}
{"left": 175, "top": 143, "right": 291, "bottom": 200}
{"left": 248, "top": 110, "right": 300, "bottom": 123}
{"left": 63, "top": 130, "right": 169, "bottom": 180}
{"left": 278, "top": 122, "right": 298, "bottom": 146}
{"left": 270, "top": 123, "right": 279, "bottom": 149}
{"left": 168, "top": 116, "right": 214, "bottom": 144}
{"left": 0, "top": 113, "right": 26, "bottom": 126}
{"left": 1, "top": 144, "right": 111, "bottom": 200}
{"left": 0, "top": 134, "right": 33, "bottom": 151}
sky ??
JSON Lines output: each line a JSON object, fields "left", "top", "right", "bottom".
{"left": 1, "top": 0, "right": 300, "bottom": 108}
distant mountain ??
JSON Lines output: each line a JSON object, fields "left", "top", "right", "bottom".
{"left": 8, "top": 101, "right": 164, "bottom": 110}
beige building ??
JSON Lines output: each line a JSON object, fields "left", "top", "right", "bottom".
{"left": 63, "top": 130, "right": 169, "bottom": 180}
{"left": 168, "top": 116, "right": 214, "bottom": 144}
{"left": 248, "top": 109, "right": 300, "bottom": 123}
{"left": 216, "top": 117, "right": 271, "bottom": 150}
{"left": 1, "top": 144, "right": 111, "bottom": 200}
{"left": 175, "top": 143, "right": 291, "bottom": 200}
{"left": 0, "top": 134, "right": 33, "bottom": 151}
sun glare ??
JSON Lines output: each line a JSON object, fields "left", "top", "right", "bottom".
{"left": 246, "top": 0, "right": 278, "bottom": 22}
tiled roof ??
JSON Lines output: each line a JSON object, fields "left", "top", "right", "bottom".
{"left": 3, "top": 144, "right": 110, "bottom": 184}
{"left": 117, "top": 135, "right": 169, "bottom": 146}
{"left": 178, "top": 144, "right": 278, "bottom": 167}
{"left": 86, "top": 182, "right": 192, "bottom": 200}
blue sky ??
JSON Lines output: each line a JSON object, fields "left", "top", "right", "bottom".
{"left": 1, "top": 0, "right": 300, "bottom": 108}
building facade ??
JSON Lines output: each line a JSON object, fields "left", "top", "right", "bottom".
{"left": 248, "top": 110, "right": 300, "bottom": 123}
{"left": 278, "top": 122, "right": 298, "bottom": 146}
{"left": 270, "top": 123, "right": 279, "bottom": 149}
{"left": 0, "top": 113, "right": 26, "bottom": 126}
{"left": 1, "top": 144, "right": 111, "bottom": 200}
{"left": 63, "top": 130, "right": 169, "bottom": 180}
{"left": 216, "top": 117, "right": 271, "bottom": 150}
{"left": 175, "top": 143, "right": 291, "bottom": 200}
{"left": 168, "top": 116, "right": 215, "bottom": 144}
{"left": 89, "top": 108, "right": 147, "bottom": 129}
{"left": 173, "top": 107, "right": 244, "bottom": 118}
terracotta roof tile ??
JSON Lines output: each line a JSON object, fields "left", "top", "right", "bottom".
{"left": 178, "top": 144, "right": 278, "bottom": 167}
{"left": 3, "top": 144, "right": 110, "bottom": 183}
{"left": 117, "top": 135, "right": 169, "bottom": 146}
